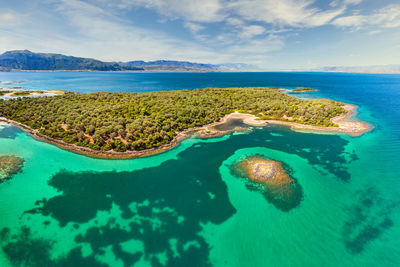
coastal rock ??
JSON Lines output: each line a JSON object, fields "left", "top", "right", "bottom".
{"left": 232, "top": 156, "right": 302, "bottom": 211}
{"left": 0, "top": 156, "right": 24, "bottom": 182}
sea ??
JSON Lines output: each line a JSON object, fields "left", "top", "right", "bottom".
{"left": 0, "top": 71, "right": 399, "bottom": 266}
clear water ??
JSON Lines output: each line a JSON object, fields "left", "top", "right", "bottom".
{"left": 211, "top": 119, "right": 247, "bottom": 131}
{"left": 0, "top": 72, "right": 399, "bottom": 266}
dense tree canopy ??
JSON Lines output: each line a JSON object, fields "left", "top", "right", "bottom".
{"left": 0, "top": 87, "right": 345, "bottom": 152}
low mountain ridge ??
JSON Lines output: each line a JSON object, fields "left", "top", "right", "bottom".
{"left": 122, "top": 60, "right": 219, "bottom": 71}
{"left": 0, "top": 50, "right": 142, "bottom": 71}
{"left": 0, "top": 50, "right": 255, "bottom": 72}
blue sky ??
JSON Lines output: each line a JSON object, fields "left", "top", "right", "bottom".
{"left": 0, "top": 0, "right": 399, "bottom": 69}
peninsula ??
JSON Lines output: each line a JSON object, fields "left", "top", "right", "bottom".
{"left": 0, "top": 87, "right": 369, "bottom": 158}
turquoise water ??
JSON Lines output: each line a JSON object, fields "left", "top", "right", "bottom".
{"left": 0, "top": 72, "right": 400, "bottom": 266}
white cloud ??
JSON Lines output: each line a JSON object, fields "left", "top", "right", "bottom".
{"left": 0, "top": 13, "right": 14, "bottom": 26}
{"left": 228, "top": 0, "right": 345, "bottom": 27}
{"left": 331, "top": 15, "right": 365, "bottom": 28}
{"left": 111, "top": 0, "right": 365, "bottom": 30}
{"left": 376, "top": 5, "right": 400, "bottom": 28}
{"left": 184, "top": 22, "right": 204, "bottom": 34}
{"left": 223, "top": 34, "right": 284, "bottom": 66}
{"left": 226, "top": 17, "right": 244, "bottom": 26}
{"left": 113, "top": 0, "right": 350, "bottom": 29}
{"left": 239, "top": 25, "right": 266, "bottom": 38}
{"left": 343, "top": 0, "right": 363, "bottom": 5}
{"left": 332, "top": 4, "right": 400, "bottom": 29}
{"left": 0, "top": 11, "right": 23, "bottom": 27}
{"left": 117, "top": 0, "right": 226, "bottom": 22}
{"left": 330, "top": 0, "right": 362, "bottom": 8}
{"left": 184, "top": 22, "right": 208, "bottom": 42}
{"left": 304, "top": 6, "right": 345, "bottom": 26}
{"left": 229, "top": 0, "right": 313, "bottom": 27}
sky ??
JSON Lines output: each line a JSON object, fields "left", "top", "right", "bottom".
{"left": 0, "top": 0, "right": 399, "bottom": 70}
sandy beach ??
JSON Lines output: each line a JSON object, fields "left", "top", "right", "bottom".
{"left": 0, "top": 90, "right": 64, "bottom": 99}
{"left": 264, "top": 104, "right": 371, "bottom": 136}
{"left": 198, "top": 103, "right": 370, "bottom": 138}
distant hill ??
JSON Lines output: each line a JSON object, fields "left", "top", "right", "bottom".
{"left": 0, "top": 50, "right": 142, "bottom": 71}
{"left": 122, "top": 60, "right": 220, "bottom": 71}
{"left": 123, "top": 60, "right": 259, "bottom": 71}
{"left": 0, "top": 50, "right": 256, "bottom": 72}
{"left": 217, "top": 63, "right": 260, "bottom": 71}
{"left": 315, "top": 65, "right": 400, "bottom": 74}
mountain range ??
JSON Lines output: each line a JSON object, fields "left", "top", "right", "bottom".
{"left": 0, "top": 50, "right": 142, "bottom": 71}
{"left": 0, "top": 50, "right": 256, "bottom": 72}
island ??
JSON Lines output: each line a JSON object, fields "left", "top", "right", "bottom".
{"left": 292, "top": 87, "right": 318, "bottom": 93}
{"left": 0, "top": 156, "right": 24, "bottom": 182}
{"left": 232, "top": 155, "right": 302, "bottom": 211}
{"left": 0, "top": 87, "right": 370, "bottom": 158}
{"left": 279, "top": 87, "right": 318, "bottom": 93}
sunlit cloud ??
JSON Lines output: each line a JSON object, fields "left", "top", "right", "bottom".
{"left": 116, "top": 0, "right": 227, "bottom": 22}
{"left": 332, "top": 4, "right": 400, "bottom": 29}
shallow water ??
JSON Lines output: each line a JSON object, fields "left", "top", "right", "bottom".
{"left": 211, "top": 118, "right": 247, "bottom": 131}
{"left": 0, "top": 72, "right": 400, "bottom": 266}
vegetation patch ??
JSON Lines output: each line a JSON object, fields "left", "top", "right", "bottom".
{"left": 11, "top": 91, "right": 44, "bottom": 96}
{"left": 0, "top": 91, "right": 12, "bottom": 96}
{"left": 0, "top": 87, "right": 346, "bottom": 152}
{"left": 292, "top": 88, "right": 318, "bottom": 92}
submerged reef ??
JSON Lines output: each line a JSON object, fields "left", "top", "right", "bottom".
{"left": 232, "top": 156, "right": 302, "bottom": 211}
{"left": 0, "top": 156, "right": 24, "bottom": 182}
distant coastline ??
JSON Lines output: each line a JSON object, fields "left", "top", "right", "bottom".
{"left": 2, "top": 69, "right": 399, "bottom": 74}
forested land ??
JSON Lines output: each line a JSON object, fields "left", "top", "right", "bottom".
{"left": 0, "top": 87, "right": 346, "bottom": 152}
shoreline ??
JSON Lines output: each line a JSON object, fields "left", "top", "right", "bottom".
{"left": 0, "top": 90, "right": 64, "bottom": 99}
{"left": 265, "top": 104, "right": 371, "bottom": 137}
{"left": 0, "top": 103, "right": 371, "bottom": 159}
{"left": 0, "top": 117, "right": 196, "bottom": 159}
